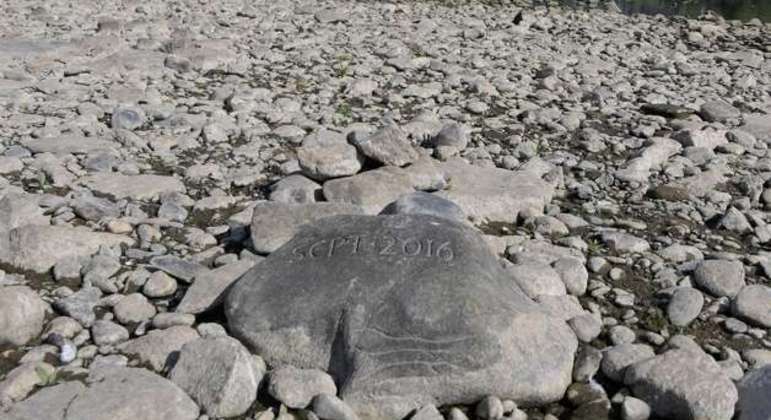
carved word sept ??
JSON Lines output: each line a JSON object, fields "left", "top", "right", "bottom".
{"left": 291, "top": 235, "right": 455, "bottom": 261}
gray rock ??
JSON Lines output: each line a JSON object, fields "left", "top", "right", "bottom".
{"left": 175, "top": 259, "right": 256, "bottom": 315}
{"left": 667, "top": 287, "right": 704, "bottom": 327}
{"left": 573, "top": 346, "right": 603, "bottom": 383}
{"left": 71, "top": 195, "right": 121, "bottom": 222}
{"left": 22, "top": 136, "right": 116, "bottom": 155}
{"left": 53, "top": 287, "right": 102, "bottom": 327}
{"left": 411, "top": 405, "right": 444, "bottom": 420}
{"left": 435, "top": 158, "right": 554, "bottom": 223}
{"left": 601, "top": 344, "right": 655, "bottom": 382}
{"left": 431, "top": 123, "right": 469, "bottom": 150}
{"left": 351, "top": 124, "right": 419, "bottom": 167}
{"left": 143, "top": 271, "right": 178, "bottom": 298}
{"left": 732, "top": 285, "right": 771, "bottom": 328}
{"left": 736, "top": 365, "right": 771, "bottom": 420}
{"left": 621, "top": 396, "right": 651, "bottom": 420}
{"left": 91, "top": 320, "right": 130, "bottom": 346}
{"left": 0, "top": 286, "right": 48, "bottom": 347}
{"left": 80, "top": 174, "right": 186, "bottom": 202}
{"left": 476, "top": 395, "right": 504, "bottom": 420}
{"left": 267, "top": 366, "right": 337, "bottom": 409}
{"left": 0, "top": 362, "right": 55, "bottom": 405}
{"left": 672, "top": 127, "right": 728, "bottom": 151}
{"left": 600, "top": 231, "right": 650, "bottom": 254}
{"left": 624, "top": 348, "right": 738, "bottom": 420}
{"left": 568, "top": 314, "right": 602, "bottom": 343}
{"left": 312, "top": 394, "right": 360, "bottom": 420}
{"left": 250, "top": 201, "right": 364, "bottom": 254}
{"left": 0, "top": 225, "right": 133, "bottom": 274}
{"left": 270, "top": 175, "right": 322, "bottom": 204}
{"left": 297, "top": 131, "right": 363, "bottom": 181}
{"left": 322, "top": 166, "right": 416, "bottom": 214}
{"left": 149, "top": 255, "right": 207, "bottom": 284}
{"left": 505, "top": 261, "right": 566, "bottom": 299}
{"left": 114, "top": 293, "right": 156, "bottom": 324}
{"left": 552, "top": 258, "right": 588, "bottom": 296}
{"left": 118, "top": 326, "right": 200, "bottom": 372}
{"left": 170, "top": 336, "right": 263, "bottom": 418}
{"left": 379, "top": 192, "right": 466, "bottom": 224}
{"left": 700, "top": 100, "right": 740, "bottom": 123}
{"left": 226, "top": 214, "right": 577, "bottom": 419}
{"left": 4, "top": 366, "right": 198, "bottom": 420}
{"left": 111, "top": 105, "right": 146, "bottom": 131}
{"left": 693, "top": 259, "right": 745, "bottom": 298}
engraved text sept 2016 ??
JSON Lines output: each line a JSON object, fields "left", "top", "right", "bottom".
{"left": 291, "top": 235, "right": 455, "bottom": 261}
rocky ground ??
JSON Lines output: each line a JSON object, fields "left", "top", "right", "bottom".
{"left": 1, "top": 0, "right": 770, "bottom": 419}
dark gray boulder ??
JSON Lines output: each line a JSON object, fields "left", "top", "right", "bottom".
{"left": 737, "top": 365, "right": 771, "bottom": 420}
{"left": 379, "top": 192, "right": 466, "bottom": 223}
{"left": 226, "top": 214, "right": 576, "bottom": 419}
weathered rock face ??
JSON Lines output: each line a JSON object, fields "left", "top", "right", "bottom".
{"left": 227, "top": 214, "right": 577, "bottom": 419}
{"left": 435, "top": 158, "right": 554, "bottom": 223}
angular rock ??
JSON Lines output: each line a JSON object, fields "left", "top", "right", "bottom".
{"left": 149, "top": 255, "right": 207, "bottom": 284}
{"left": 226, "top": 214, "right": 577, "bottom": 419}
{"left": 700, "top": 100, "right": 740, "bottom": 123}
{"left": 268, "top": 366, "right": 337, "bottom": 409}
{"left": 0, "top": 286, "right": 48, "bottom": 348}
{"left": 170, "top": 336, "right": 263, "bottom": 418}
{"left": 80, "top": 174, "right": 186, "bottom": 202}
{"left": 624, "top": 348, "right": 738, "bottom": 420}
{"left": 270, "top": 175, "right": 322, "bottom": 204}
{"left": 0, "top": 225, "right": 133, "bottom": 273}
{"left": 114, "top": 293, "right": 156, "bottom": 324}
{"left": 52, "top": 287, "right": 102, "bottom": 327}
{"left": 601, "top": 344, "right": 655, "bottom": 382}
{"left": 297, "top": 131, "right": 363, "bottom": 181}
{"left": 118, "top": 326, "right": 200, "bottom": 372}
{"left": 435, "top": 158, "right": 554, "bottom": 223}
{"left": 351, "top": 124, "right": 419, "bottom": 167}
{"left": 175, "top": 259, "right": 256, "bottom": 315}
{"left": 250, "top": 201, "right": 365, "bottom": 254}
{"left": 672, "top": 127, "right": 728, "bottom": 151}
{"left": 323, "top": 166, "right": 416, "bottom": 214}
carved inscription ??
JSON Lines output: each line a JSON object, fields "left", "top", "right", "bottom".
{"left": 292, "top": 235, "right": 454, "bottom": 261}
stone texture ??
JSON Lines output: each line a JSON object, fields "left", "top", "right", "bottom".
{"left": 624, "top": 348, "right": 738, "bottom": 420}
{"left": 80, "top": 174, "right": 186, "bottom": 201}
{"left": 2, "top": 366, "right": 198, "bottom": 420}
{"left": 226, "top": 214, "right": 576, "bottom": 419}
{"left": 175, "top": 259, "right": 257, "bottom": 315}
{"left": 736, "top": 365, "right": 771, "bottom": 420}
{"left": 435, "top": 158, "right": 554, "bottom": 223}
{"left": 379, "top": 192, "right": 466, "bottom": 224}
{"left": 322, "top": 166, "right": 416, "bottom": 214}
{"left": 693, "top": 259, "right": 745, "bottom": 298}
{"left": 250, "top": 201, "right": 364, "bottom": 254}
{"left": 351, "top": 124, "right": 419, "bottom": 167}
{"left": 732, "top": 285, "right": 771, "bottom": 328}
{"left": 118, "top": 326, "right": 200, "bottom": 372}
{"left": 666, "top": 287, "right": 704, "bottom": 327}
{"left": 267, "top": 366, "right": 337, "bottom": 409}
{"left": 0, "top": 225, "right": 133, "bottom": 273}
{"left": 0, "top": 286, "right": 48, "bottom": 348}
{"left": 170, "top": 336, "right": 263, "bottom": 418}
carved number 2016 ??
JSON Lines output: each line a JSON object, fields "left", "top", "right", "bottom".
{"left": 292, "top": 235, "right": 454, "bottom": 261}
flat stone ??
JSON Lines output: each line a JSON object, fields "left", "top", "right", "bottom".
{"left": 601, "top": 344, "right": 655, "bottom": 382}
{"left": 91, "top": 320, "right": 129, "bottom": 346}
{"left": 351, "top": 124, "right": 419, "bottom": 167}
{"left": 732, "top": 285, "right": 771, "bottom": 328}
{"left": 149, "top": 255, "right": 207, "bottom": 284}
{"left": 505, "top": 261, "right": 566, "bottom": 299}
{"left": 0, "top": 225, "right": 133, "bottom": 274}
{"left": 740, "top": 113, "right": 771, "bottom": 142}
{"left": 250, "top": 201, "right": 365, "bottom": 254}
{"left": 52, "top": 287, "right": 102, "bottom": 327}
{"left": 118, "top": 326, "right": 200, "bottom": 372}
{"left": 379, "top": 192, "right": 466, "bottom": 224}
{"left": 736, "top": 365, "right": 771, "bottom": 420}
{"left": 80, "top": 174, "right": 186, "bottom": 202}
{"left": 0, "top": 286, "right": 48, "bottom": 348}
{"left": 22, "top": 136, "right": 116, "bottom": 155}
{"left": 175, "top": 259, "right": 257, "bottom": 315}
{"left": 226, "top": 214, "right": 577, "bottom": 419}
{"left": 323, "top": 166, "right": 416, "bottom": 214}
{"left": 114, "top": 293, "right": 156, "bottom": 324}
{"left": 3, "top": 366, "right": 198, "bottom": 420}
{"left": 601, "top": 231, "right": 650, "bottom": 254}
{"left": 267, "top": 366, "right": 337, "bottom": 409}
{"left": 693, "top": 259, "right": 745, "bottom": 298}
{"left": 624, "top": 348, "right": 738, "bottom": 420}
{"left": 170, "top": 336, "right": 263, "bottom": 418}
{"left": 700, "top": 100, "right": 740, "bottom": 123}
{"left": 312, "top": 394, "right": 360, "bottom": 420}
{"left": 270, "top": 175, "right": 322, "bottom": 204}
{"left": 435, "top": 158, "right": 554, "bottom": 223}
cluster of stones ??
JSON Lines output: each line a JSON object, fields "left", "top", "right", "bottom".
{"left": 0, "top": 0, "right": 770, "bottom": 420}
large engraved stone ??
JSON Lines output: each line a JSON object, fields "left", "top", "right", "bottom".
{"left": 226, "top": 214, "right": 577, "bottom": 419}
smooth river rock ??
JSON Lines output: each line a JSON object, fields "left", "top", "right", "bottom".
{"left": 226, "top": 214, "right": 577, "bottom": 419}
